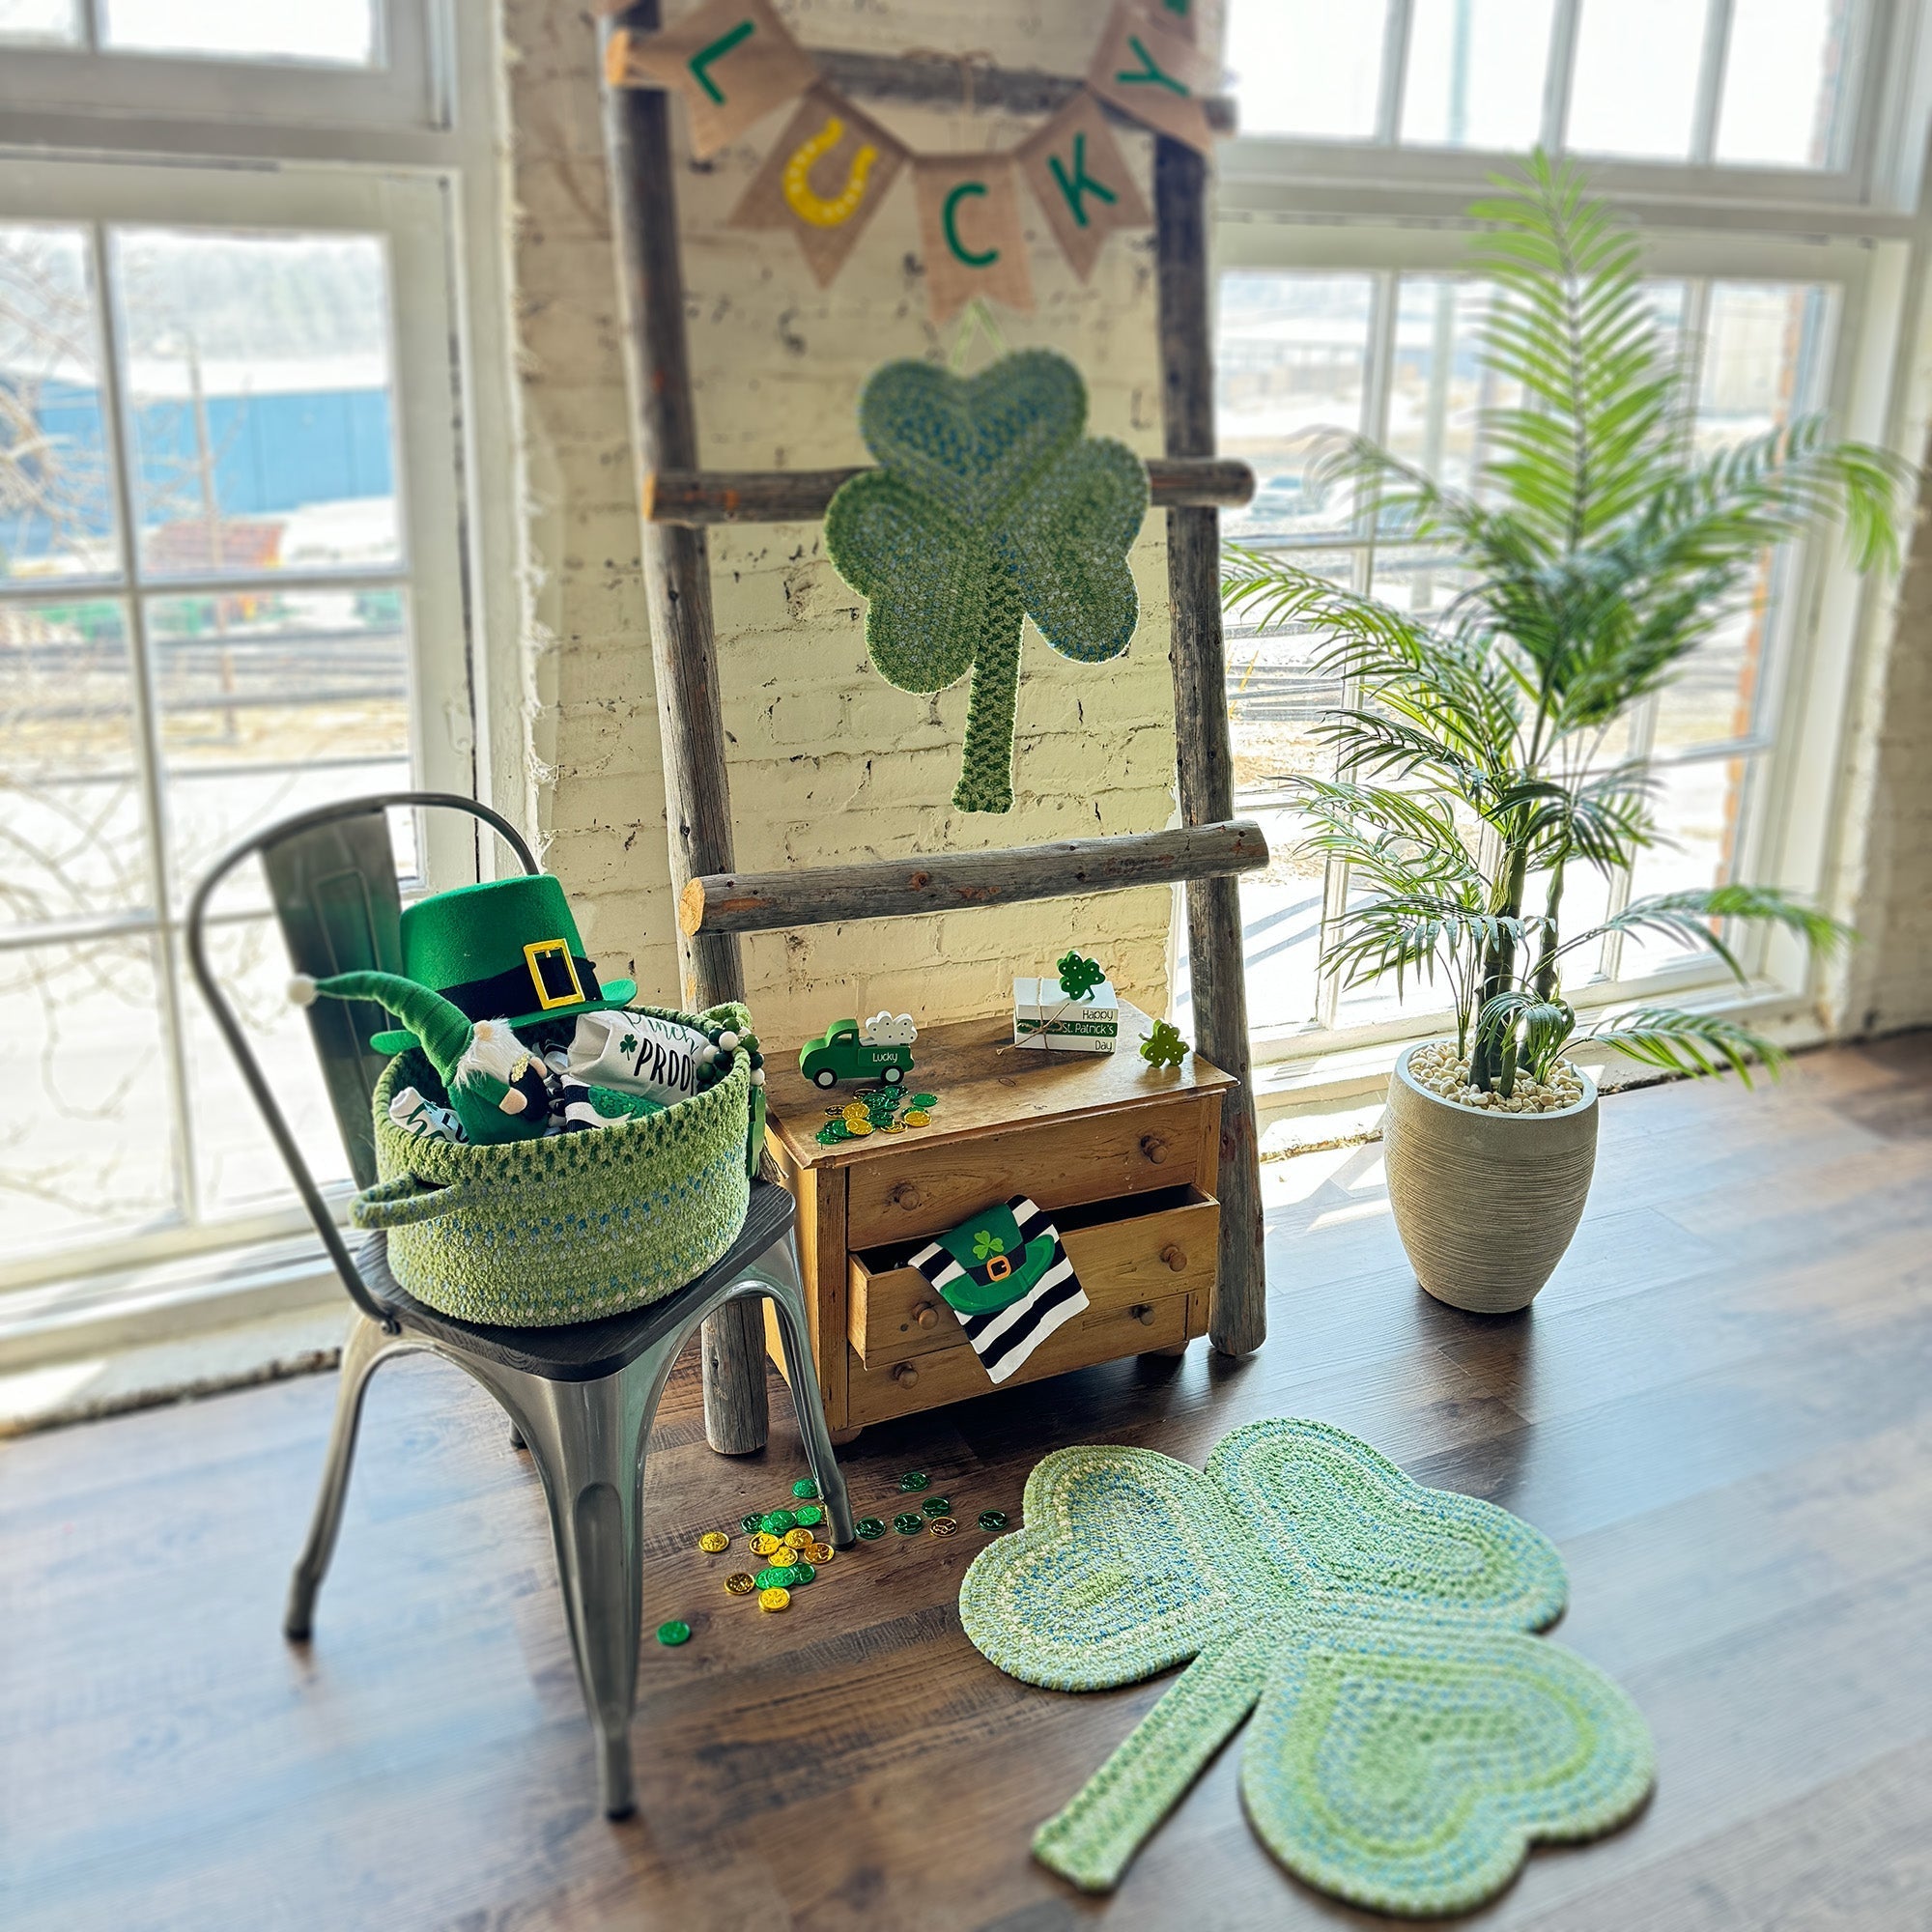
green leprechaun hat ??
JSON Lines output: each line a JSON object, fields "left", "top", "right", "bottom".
{"left": 927, "top": 1201, "right": 1060, "bottom": 1316}
{"left": 365, "top": 874, "right": 636, "bottom": 1053}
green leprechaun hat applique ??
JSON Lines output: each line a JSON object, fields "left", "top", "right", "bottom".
{"left": 366, "top": 873, "right": 636, "bottom": 1053}
{"left": 916, "top": 1199, "right": 1061, "bottom": 1315}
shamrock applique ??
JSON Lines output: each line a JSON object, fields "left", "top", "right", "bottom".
{"left": 824, "top": 350, "right": 1148, "bottom": 813}
{"left": 1056, "top": 952, "right": 1105, "bottom": 1002}
{"left": 958, "top": 1418, "right": 1654, "bottom": 1915}
{"left": 972, "top": 1229, "right": 1007, "bottom": 1262}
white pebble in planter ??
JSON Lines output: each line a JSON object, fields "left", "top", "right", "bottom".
{"left": 1383, "top": 1040, "right": 1599, "bottom": 1314}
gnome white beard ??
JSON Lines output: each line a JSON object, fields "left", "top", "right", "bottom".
{"left": 455, "top": 1017, "right": 531, "bottom": 1089}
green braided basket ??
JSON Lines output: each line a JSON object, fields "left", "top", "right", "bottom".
{"left": 352, "top": 1003, "right": 754, "bottom": 1327}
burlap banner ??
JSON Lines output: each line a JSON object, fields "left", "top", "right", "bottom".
{"left": 608, "top": 2, "right": 1224, "bottom": 323}
{"left": 911, "top": 154, "right": 1035, "bottom": 327}
{"left": 1018, "top": 90, "right": 1152, "bottom": 284}
{"left": 729, "top": 86, "right": 910, "bottom": 288}
{"left": 606, "top": 0, "right": 816, "bottom": 159}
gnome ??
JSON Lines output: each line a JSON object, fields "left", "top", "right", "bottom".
{"left": 289, "top": 970, "right": 553, "bottom": 1146}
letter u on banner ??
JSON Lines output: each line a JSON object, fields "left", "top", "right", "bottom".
{"left": 912, "top": 155, "right": 1034, "bottom": 327}
{"left": 728, "top": 86, "right": 909, "bottom": 287}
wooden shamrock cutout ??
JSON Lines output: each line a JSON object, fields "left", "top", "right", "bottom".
{"left": 824, "top": 350, "right": 1149, "bottom": 812}
{"left": 1057, "top": 951, "right": 1105, "bottom": 1001}
{"left": 1140, "top": 1018, "right": 1187, "bottom": 1068}
{"left": 958, "top": 1418, "right": 1654, "bottom": 1914}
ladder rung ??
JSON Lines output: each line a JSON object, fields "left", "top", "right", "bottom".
{"left": 644, "top": 457, "right": 1254, "bottom": 526}
{"left": 679, "top": 818, "right": 1268, "bottom": 936}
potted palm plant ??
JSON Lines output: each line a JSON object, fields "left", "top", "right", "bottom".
{"left": 1224, "top": 156, "right": 1909, "bottom": 1315}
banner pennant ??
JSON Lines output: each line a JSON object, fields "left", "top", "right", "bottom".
{"left": 728, "top": 85, "right": 910, "bottom": 288}
{"left": 608, "top": 0, "right": 817, "bottom": 159}
{"left": 1018, "top": 91, "right": 1152, "bottom": 283}
{"left": 911, "top": 154, "right": 1035, "bottom": 327}
{"left": 1086, "top": 2, "right": 1219, "bottom": 155}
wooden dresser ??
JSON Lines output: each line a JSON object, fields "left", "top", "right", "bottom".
{"left": 759, "top": 1001, "right": 1234, "bottom": 1433}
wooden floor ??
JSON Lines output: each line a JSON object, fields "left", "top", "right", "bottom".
{"left": 8, "top": 1037, "right": 1932, "bottom": 1931}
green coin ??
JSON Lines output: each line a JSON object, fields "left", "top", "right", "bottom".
{"left": 656, "top": 1620, "right": 692, "bottom": 1646}
{"left": 754, "top": 1566, "right": 796, "bottom": 1591}
{"left": 793, "top": 1504, "right": 823, "bottom": 1527}
{"left": 898, "top": 1471, "right": 929, "bottom": 1492}
{"left": 978, "top": 1510, "right": 1009, "bottom": 1531}
{"left": 894, "top": 1513, "right": 923, "bottom": 1535}
{"left": 922, "top": 1495, "right": 951, "bottom": 1518}
{"left": 762, "top": 1509, "right": 798, "bottom": 1534}
{"left": 791, "top": 1478, "right": 820, "bottom": 1500}
{"left": 909, "top": 1094, "right": 937, "bottom": 1109}
{"left": 788, "top": 1561, "right": 816, "bottom": 1586}
{"left": 740, "top": 1515, "right": 761, "bottom": 1535}
{"left": 856, "top": 1518, "right": 887, "bottom": 1540}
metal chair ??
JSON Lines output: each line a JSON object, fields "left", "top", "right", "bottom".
{"left": 186, "top": 791, "right": 851, "bottom": 1819}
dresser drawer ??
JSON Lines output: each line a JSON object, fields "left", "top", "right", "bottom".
{"left": 845, "top": 1289, "right": 1195, "bottom": 1429}
{"left": 845, "top": 1095, "right": 1215, "bottom": 1250}
{"left": 848, "top": 1184, "right": 1219, "bottom": 1366}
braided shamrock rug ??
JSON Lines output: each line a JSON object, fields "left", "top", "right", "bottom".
{"left": 824, "top": 349, "right": 1147, "bottom": 814}
{"left": 958, "top": 1418, "right": 1654, "bottom": 1917}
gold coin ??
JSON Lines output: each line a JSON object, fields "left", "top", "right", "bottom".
{"left": 844, "top": 1117, "right": 873, "bottom": 1137}
{"left": 749, "top": 1532, "right": 781, "bottom": 1556}
{"left": 883, "top": 1121, "right": 905, "bottom": 1134}
{"left": 767, "top": 1551, "right": 797, "bottom": 1574}
{"left": 806, "top": 1542, "right": 834, "bottom": 1564}
{"left": 758, "top": 1586, "right": 791, "bottom": 1612}
{"left": 724, "top": 1573, "right": 756, "bottom": 1595}
{"left": 841, "top": 1102, "right": 869, "bottom": 1121}
{"left": 696, "top": 1530, "right": 729, "bottom": 1554}
{"left": 905, "top": 1110, "right": 930, "bottom": 1127}
{"left": 783, "top": 1526, "right": 814, "bottom": 1549}
{"left": 928, "top": 1516, "right": 959, "bottom": 1537}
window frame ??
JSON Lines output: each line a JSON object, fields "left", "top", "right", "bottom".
{"left": 0, "top": 7, "right": 522, "bottom": 1303}
{"left": 1214, "top": 0, "right": 1932, "bottom": 1100}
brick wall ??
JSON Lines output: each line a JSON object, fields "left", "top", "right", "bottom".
{"left": 501, "top": 2, "right": 1185, "bottom": 1047}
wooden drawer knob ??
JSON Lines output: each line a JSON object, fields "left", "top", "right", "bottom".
{"left": 1139, "top": 1133, "right": 1169, "bottom": 1165}
{"left": 912, "top": 1300, "right": 940, "bottom": 1330}
{"left": 889, "top": 1181, "right": 923, "bottom": 1211}
{"left": 1160, "top": 1244, "right": 1187, "bottom": 1272}
{"left": 893, "top": 1362, "right": 920, "bottom": 1388}
{"left": 1129, "top": 1303, "right": 1157, "bottom": 1325}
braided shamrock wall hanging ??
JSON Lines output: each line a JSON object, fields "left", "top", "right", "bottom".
{"left": 824, "top": 349, "right": 1149, "bottom": 812}
{"left": 959, "top": 1417, "right": 1654, "bottom": 1915}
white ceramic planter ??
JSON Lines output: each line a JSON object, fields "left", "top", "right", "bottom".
{"left": 1382, "top": 1040, "right": 1600, "bottom": 1314}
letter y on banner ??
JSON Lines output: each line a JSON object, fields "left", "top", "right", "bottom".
{"left": 1018, "top": 92, "right": 1151, "bottom": 282}
{"left": 610, "top": 0, "right": 816, "bottom": 158}
{"left": 729, "top": 86, "right": 909, "bottom": 286}
{"left": 1086, "top": 1, "right": 1219, "bottom": 153}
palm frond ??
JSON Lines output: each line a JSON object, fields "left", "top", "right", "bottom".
{"left": 1587, "top": 1007, "right": 1787, "bottom": 1087}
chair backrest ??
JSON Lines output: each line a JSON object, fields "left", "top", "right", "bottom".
{"left": 186, "top": 791, "right": 539, "bottom": 1323}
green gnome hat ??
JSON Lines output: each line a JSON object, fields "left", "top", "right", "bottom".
{"left": 289, "top": 970, "right": 549, "bottom": 1146}
{"left": 290, "top": 970, "right": 471, "bottom": 1085}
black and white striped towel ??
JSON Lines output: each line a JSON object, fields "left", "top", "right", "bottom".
{"left": 907, "top": 1196, "right": 1089, "bottom": 1385}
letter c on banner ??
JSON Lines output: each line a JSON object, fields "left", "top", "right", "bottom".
{"left": 782, "top": 115, "right": 880, "bottom": 228}
{"left": 942, "top": 182, "right": 999, "bottom": 268}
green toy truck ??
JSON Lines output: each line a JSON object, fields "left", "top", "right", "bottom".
{"left": 797, "top": 1012, "right": 917, "bottom": 1089}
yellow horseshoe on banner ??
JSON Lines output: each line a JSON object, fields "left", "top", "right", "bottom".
{"left": 782, "top": 116, "right": 879, "bottom": 228}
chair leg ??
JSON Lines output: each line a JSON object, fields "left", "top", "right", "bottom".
{"left": 741, "top": 1233, "right": 857, "bottom": 1548}
{"left": 285, "top": 1312, "right": 412, "bottom": 1640}
{"left": 493, "top": 1347, "right": 676, "bottom": 1821}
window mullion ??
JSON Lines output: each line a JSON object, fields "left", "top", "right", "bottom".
{"left": 1541, "top": 0, "right": 1583, "bottom": 153}
{"left": 1377, "top": 0, "right": 1415, "bottom": 147}
{"left": 80, "top": 0, "right": 99, "bottom": 54}
{"left": 87, "top": 221, "right": 200, "bottom": 1230}
{"left": 1691, "top": 0, "right": 1736, "bottom": 165}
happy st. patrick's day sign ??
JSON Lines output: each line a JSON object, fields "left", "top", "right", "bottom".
{"left": 602, "top": 0, "right": 1222, "bottom": 325}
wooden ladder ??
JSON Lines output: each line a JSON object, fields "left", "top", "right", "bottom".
{"left": 597, "top": 9, "right": 1265, "bottom": 1454}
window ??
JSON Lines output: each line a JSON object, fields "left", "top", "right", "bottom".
{"left": 0, "top": 11, "right": 498, "bottom": 1296}
{"left": 1210, "top": 0, "right": 1922, "bottom": 1074}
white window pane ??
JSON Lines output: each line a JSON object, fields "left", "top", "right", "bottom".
{"left": 1, "top": 934, "right": 179, "bottom": 1260}
{"left": 151, "top": 588, "right": 412, "bottom": 905}
{"left": 1219, "top": 272, "right": 1377, "bottom": 545}
{"left": 1621, "top": 756, "right": 1751, "bottom": 976}
{"left": 183, "top": 920, "right": 350, "bottom": 1218}
{"left": 1717, "top": 0, "right": 1858, "bottom": 169}
{"left": 1384, "top": 275, "right": 1522, "bottom": 499}
{"left": 110, "top": 229, "right": 401, "bottom": 581}
{"left": 99, "top": 0, "right": 376, "bottom": 65}
{"left": 1567, "top": 0, "right": 1705, "bottom": 159}
{"left": 1, "top": 598, "right": 150, "bottom": 930}
{"left": 1, "top": 225, "right": 117, "bottom": 584}
{"left": 0, "top": 0, "right": 78, "bottom": 43}
{"left": 1228, "top": 0, "right": 1387, "bottom": 139}
{"left": 1402, "top": 0, "right": 1555, "bottom": 151}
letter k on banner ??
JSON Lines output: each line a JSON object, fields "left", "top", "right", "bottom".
{"left": 1018, "top": 92, "right": 1152, "bottom": 282}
